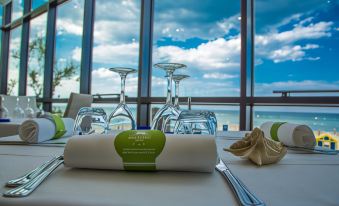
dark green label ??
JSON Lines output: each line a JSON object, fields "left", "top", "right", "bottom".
{"left": 114, "top": 130, "right": 166, "bottom": 171}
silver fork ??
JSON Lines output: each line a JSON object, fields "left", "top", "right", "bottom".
{"left": 6, "top": 155, "right": 62, "bottom": 187}
{"left": 3, "top": 156, "right": 64, "bottom": 197}
{"left": 216, "top": 159, "right": 265, "bottom": 206}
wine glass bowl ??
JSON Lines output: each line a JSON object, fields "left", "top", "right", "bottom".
{"left": 108, "top": 67, "right": 137, "bottom": 131}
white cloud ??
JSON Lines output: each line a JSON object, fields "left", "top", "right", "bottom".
{"left": 256, "top": 18, "right": 333, "bottom": 63}
{"left": 203, "top": 73, "right": 238, "bottom": 80}
{"left": 92, "top": 42, "right": 139, "bottom": 66}
{"left": 154, "top": 37, "right": 240, "bottom": 71}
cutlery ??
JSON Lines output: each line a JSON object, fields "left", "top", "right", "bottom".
{"left": 6, "top": 155, "right": 62, "bottom": 187}
{"left": 3, "top": 156, "right": 64, "bottom": 197}
{"left": 216, "top": 159, "right": 265, "bottom": 206}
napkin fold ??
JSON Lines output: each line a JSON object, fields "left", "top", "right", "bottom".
{"left": 64, "top": 132, "right": 218, "bottom": 173}
{"left": 18, "top": 117, "right": 74, "bottom": 143}
{"left": 260, "top": 121, "right": 316, "bottom": 148}
{"left": 224, "top": 128, "right": 287, "bottom": 166}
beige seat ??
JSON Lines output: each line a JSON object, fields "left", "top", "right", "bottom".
{"left": 64, "top": 93, "right": 93, "bottom": 119}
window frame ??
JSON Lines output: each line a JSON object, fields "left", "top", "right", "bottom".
{"left": 0, "top": 0, "right": 338, "bottom": 130}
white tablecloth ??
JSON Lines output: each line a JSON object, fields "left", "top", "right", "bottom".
{"left": 0, "top": 133, "right": 339, "bottom": 206}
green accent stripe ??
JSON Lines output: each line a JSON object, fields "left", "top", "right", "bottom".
{"left": 51, "top": 114, "right": 66, "bottom": 139}
{"left": 270, "top": 122, "right": 287, "bottom": 142}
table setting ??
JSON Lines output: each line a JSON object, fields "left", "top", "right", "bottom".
{"left": 0, "top": 63, "right": 339, "bottom": 206}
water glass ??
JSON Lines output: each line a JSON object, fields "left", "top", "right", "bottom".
{"left": 74, "top": 107, "right": 108, "bottom": 135}
{"left": 174, "top": 110, "right": 217, "bottom": 135}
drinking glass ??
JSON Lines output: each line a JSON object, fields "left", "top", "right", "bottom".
{"left": 151, "top": 63, "right": 186, "bottom": 132}
{"left": 172, "top": 74, "right": 190, "bottom": 109}
{"left": 108, "top": 67, "right": 137, "bottom": 131}
{"left": 74, "top": 107, "right": 108, "bottom": 135}
{"left": 0, "top": 96, "right": 9, "bottom": 118}
{"left": 24, "top": 98, "right": 35, "bottom": 118}
{"left": 174, "top": 110, "right": 217, "bottom": 135}
{"left": 13, "top": 97, "right": 25, "bottom": 119}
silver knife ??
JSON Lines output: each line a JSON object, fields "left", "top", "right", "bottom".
{"left": 216, "top": 158, "right": 265, "bottom": 206}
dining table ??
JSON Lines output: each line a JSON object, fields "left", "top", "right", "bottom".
{"left": 0, "top": 131, "right": 338, "bottom": 206}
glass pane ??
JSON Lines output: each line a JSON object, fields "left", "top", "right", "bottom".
{"left": 91, "top": 0, "right": 140, "bottom": 97}
{"left": 12, "top": 0, "right": 24, "bottom": 20}
{"left": 7, "top": 26, "right": 22, "bottom": 95}
{"left": 255, "top": 0, "right": 339, "bottom": 96}
{"left": 52, "top": 103, "right": 67, "bottom": 116}
{"left": 27, "top": 13, "right": 47, "bottom": 97}
{"left": 32, "top": 0, "right": 49, "bottom": 10}
{"left": 151, "top": 104, "right": 239, "bottom": 131}
{"left": 253, "top": 106, "right": 339, "bottom": 134}
{"left": 152, "top": 0, "right": 241, "bottom": 97}
{"left": 53, "top": 0, "right": 84, "bottom": 98}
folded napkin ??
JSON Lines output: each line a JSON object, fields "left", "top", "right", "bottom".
{"left": 260, "top": 121, "right": 316, "bottom": 148}
{"left": 64, "top": 130, "right": 218, "bottom": 173}
{"left": 224, "top": 128, "right": 286, "bottom": 166}
{"left": 18, "top": 115, "right": 74, "bottom": 143}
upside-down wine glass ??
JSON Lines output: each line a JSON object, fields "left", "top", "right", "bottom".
{"left": 151, "top": 63, "right": 187, "bottom": 133}
{"left": 0, "top": 96, "right": 9, "bottom": 118}
{"left": 108, "top": 67, "right": 137, "bottom": 131}
{"left": 13, "top": 97, "right": 24, "bottom": 119}
{"left": 172, "top": 74, "right": 190, "bottom": 109}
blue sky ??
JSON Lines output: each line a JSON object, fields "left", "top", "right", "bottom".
{"left": 3, "top": 0, "right": 339, "bottom": 99}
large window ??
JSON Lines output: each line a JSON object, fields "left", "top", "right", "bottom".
{"left": 152, "top": 0, "right": 241, "bottom": 97}
{"left": 53, "top": 0, "right": 84, "bottom": 98}
{"left": 27, "top": 13, "right": 47, "bottom": 97}
{"left": 91, "top": 0, "right": 140, "bottom": 97}
{"left": 255, "top": 0, "right": 339, "bottom": 96}
{"left": 7, "top": 26, "right": 22, "bottom": 96}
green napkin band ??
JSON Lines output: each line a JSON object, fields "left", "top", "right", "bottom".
{"left": 114, "top": 130, "right": 166, "bottom": 171}
{"left": 51, "top": 114, "right": 66, "bottom": 139}
{"left": 270, "top": 122, "right": 287, "bottom": 142}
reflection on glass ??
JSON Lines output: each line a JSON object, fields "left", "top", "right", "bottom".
{"left": 7, "top": 27, "right": 22, "bottom": 95}
{"left": 74, "top": 107, "right": 107, "bottom": 135}
{"left": 27, "top": 13, "right": 47, "bottom": 97}
{"left": 53, "top": 0, "right": 84, "bottom": 98}
{"left": 12, "top": 0, "right": 24, "bottom": 20}
{"left": 92, "top": 0, "right": 140, "bottom": 97}
{"left": 152, "top": 0, "right": 241, "bottom": 97}
{"left": 254, "top": 0, "right": 339, "bottom": 96}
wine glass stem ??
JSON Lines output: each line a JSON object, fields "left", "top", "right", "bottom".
{"left": 174, "top": 81, "right": 180, "bottom": 108}
{"left": 120, "top": 74, "right": 127, "bottom": 104}
{"left": 166, "top": 70, "right": 173, "bottom": 105}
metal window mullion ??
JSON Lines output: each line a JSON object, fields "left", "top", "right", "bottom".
{"left": 240, "top": 0, "right": 248, "bottom": 131}
{"left": 19, "top": 0, "right": 32, "bottom": 96}
{"left": 0, "top": 2, "right": 12, "bottom": 94}
{"left": 42, "top": 4, "right": 57, "bottom": 112}
{"left": 137, "top": 0, "right": 154, "bottom": 127}
{"left": 79, "top": 0, "right": 95, "bottom": 94}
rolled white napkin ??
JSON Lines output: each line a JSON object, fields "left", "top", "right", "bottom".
{"left": 19, "top": 118, "right": 74, "bottom": 143}
{"left": 64, "top": 132, "right": 218, "bottom": 173}
{"left": 260, "top": 121, "right": 316, "bottom": 148}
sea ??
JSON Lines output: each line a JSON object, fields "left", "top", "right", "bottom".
{"left": 52, "top": 104, "right": 339, "bottom": 133}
